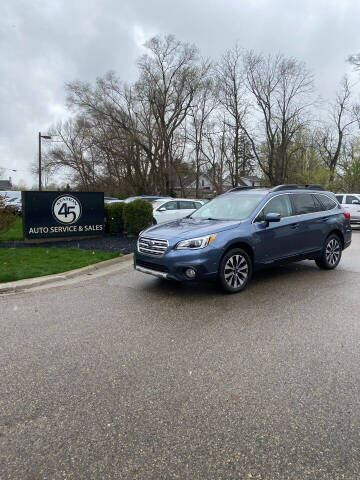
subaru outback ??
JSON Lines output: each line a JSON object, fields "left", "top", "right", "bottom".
{"left": 134, "top": 185, "right": 352, "bottom": 293}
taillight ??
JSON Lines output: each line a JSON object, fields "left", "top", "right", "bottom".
{"left": 343, "top": 211, "right": 351, "bottom": 220}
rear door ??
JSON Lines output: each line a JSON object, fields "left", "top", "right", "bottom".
{"left": 253, "top": 194, "right": 299, "bottom": 262}
{"left": 291, "top": 193, "right": 324, "bottom": 252}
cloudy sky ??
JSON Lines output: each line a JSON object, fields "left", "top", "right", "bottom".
{"left": 1, "top": 0, "right": 359, "bottom": 186}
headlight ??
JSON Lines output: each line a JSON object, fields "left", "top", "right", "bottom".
{"left": 175, "top": 234, "right": 217, "bottom": 250}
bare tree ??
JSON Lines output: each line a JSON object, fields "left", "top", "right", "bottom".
{"left": 314, "top": 76, "right": 358, "bottom": 184}
{"left": 136, "top": 35, "right": 204, "bottom": 193}
{"left": 216, "top": 44, "right": 255, "bottom": 186}
{"left": 66, "top": 35, "right": 204, "bottom": 194}
{"left": 187, "top": 66, "right": 217, "bottom": 196}
{"left": 239, "top": 52, "right": 314, "bottom": 185}
{"left": 201, "top": 118, "right": 232, "bottom": 195}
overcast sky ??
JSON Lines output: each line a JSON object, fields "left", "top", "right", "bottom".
{"left": 1, "top": 0, "right": 359, "bottom": 186}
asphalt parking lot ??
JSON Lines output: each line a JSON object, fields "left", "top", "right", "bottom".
{"left": 1, "top": 230, "right": 360, "bottom": 479}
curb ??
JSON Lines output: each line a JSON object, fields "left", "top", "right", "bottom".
{"left": 0, "top": 253, "right": 134, "bottom": 294}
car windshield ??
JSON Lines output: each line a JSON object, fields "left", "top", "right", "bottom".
{"left": 191, "top": 194, "right": 265, "bottom": 221}
{"left": 148, "top": 198, "right": 166, "bottom": 204}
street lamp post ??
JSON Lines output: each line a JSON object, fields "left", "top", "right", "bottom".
{"left": 38, "top": 132, "right": 52, "bottom": 191}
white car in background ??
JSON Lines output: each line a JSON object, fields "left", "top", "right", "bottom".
{"left": 152, "top": 198, "right": 205, "bottom": 224}
{"left": 335, "top": 193, "right": 360, "bottom": 224}
{"left": 0, "top": 191, "right": 22, "bottom": 214}
{"left": 104, "top": 197, "right": 123, "bottom": 205}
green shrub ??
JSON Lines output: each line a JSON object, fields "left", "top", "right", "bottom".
{"left": 105, "top": 202, "right": 125, "bottom": 233}
{"left": 123, "top": 199, "right": 153, "bottom": 236}
{"left": 0, "top": 195, "right": 16, "bottom": 235}
{"left": 104, "top": 203, "right": 111, "bottom": 233}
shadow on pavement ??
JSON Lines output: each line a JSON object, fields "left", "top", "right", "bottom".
{"left": 141, "top": 259, "right": 322, "bottom": 298}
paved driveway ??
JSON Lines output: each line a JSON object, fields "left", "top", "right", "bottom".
{"left": 1, "top": 232, "right": 360, "bottom": 479}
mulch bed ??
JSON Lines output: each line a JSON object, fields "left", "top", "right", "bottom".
{"left": 0, "top": 234, "right": 137, "bottom": 255}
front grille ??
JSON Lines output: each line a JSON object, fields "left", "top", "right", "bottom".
{"left": 136, "top": 259, "right": 169, "bottom": 273}
{"left": 138, "top": 236, "right": 169, "bottom": 256}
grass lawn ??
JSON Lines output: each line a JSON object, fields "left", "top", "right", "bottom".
{"left": 0, "top": 216, "right": 23, "bottom": 241}
{"left": 0, "top": 247, "right": 120, "bottom": 283}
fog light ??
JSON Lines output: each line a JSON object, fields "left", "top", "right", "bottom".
{"left": 185, "top": 268, "right": 196, "bottom": 279}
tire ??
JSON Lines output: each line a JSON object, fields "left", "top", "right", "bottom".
{"left": 315, "top": 234, "right": 342, "bottom": 270}
{"left": 219, "top": 248, "right": 253, "bottom": 293}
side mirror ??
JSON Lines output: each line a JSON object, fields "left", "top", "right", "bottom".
{"left": 352, "top": 200, "right": 360, "bottom": 205}
{"left": 157, "top": 207, "right": 166, "bottom": 212}
{"left": 264, "top": 212, "right": 281, "bottom": 226}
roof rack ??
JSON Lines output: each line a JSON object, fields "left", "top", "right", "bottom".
{"left": 270, "top": 184, "right": 325, "bottom": 192}
{"left": 227, "top": 186, "right": 269, "bottom": 192}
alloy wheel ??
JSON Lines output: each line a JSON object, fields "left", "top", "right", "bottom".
{"left": 224, "top": 254, "right": 249, "bottom": 289}
{"left": 325, "top": 238, "right": 341, "bottom": 266}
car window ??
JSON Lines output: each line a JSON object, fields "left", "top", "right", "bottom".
{"left": 335, "top": 195, "right": 343, "bottom": 203}
{"left": 256, "top": 194, "right": 293, "bottom": 221}
{"left": 345, "top": 195, "right": 360, "bottom": 205}
{"left": 312, "top": 194, "right": 324, "bottom": 212}
{"left": 161, "top": 201, "right": 178, "bottom": 210}
{"left": 317, "top": 194, "right": 337, "bottom": 210}
{"left": 194, "top": 202, "right": 202, "bottom": 209}
{"left": 191, "top": 194, "right": 265, "bottom": 221}
{"left": 292, "top": 193, "right": 319, "bottom": 215}
{"left": 179, "top": 201, "right": 195, "bottom": 209}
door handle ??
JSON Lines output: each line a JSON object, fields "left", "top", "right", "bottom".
{"left": 290, "top": 223, "right": 299, "bottom": 229}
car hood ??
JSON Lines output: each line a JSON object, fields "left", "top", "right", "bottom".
{"left": 142, "top": 217, "right": 241, "bottom": 241}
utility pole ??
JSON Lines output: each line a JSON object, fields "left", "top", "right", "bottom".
{"left": 38, "top": 132, "right": 52, "bottom": 191}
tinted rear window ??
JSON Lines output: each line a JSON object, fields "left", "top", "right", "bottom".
{"left": 312, "top": 194, "right": 324, "bottom": 212}
{"left": 316, "top": 194, "right": 337, "bottom": 210}
{"left": 292, "top": 194, "right": 319, "bottom": 215}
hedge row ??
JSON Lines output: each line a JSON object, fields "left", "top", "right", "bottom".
{"left": 104, "top": 199, "right": 153, "bottom": 236}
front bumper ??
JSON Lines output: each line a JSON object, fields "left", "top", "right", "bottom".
{"left": 134, "top": 246, "right": 220, "bottom": 282}
{"left": 135, "top": 264, "right": 169, "bottom": 279}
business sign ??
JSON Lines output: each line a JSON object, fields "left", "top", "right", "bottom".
{"left": 22, "top": 191, "right": 104, "bottom": 240}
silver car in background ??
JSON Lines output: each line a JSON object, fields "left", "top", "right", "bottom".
{"left": 152, "top": 198, "right": 205, "bottom": 224}
{"left": 335, "top": 193, "right": 360, "bottom": 224}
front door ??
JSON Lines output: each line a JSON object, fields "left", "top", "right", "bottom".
{"left": 253, "top": 194, "right": 299, "bottom": 263}
{"left": 155, "top": 200, "right": 179, "bottom": 223}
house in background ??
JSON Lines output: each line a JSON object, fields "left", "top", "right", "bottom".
{"left": 0, "top": 178, "right": 13, "bottom": 190}
{"left": 174, "top": 173, "right": 212, "bottom": 198}
{"left": 174, "top": 173, "right": 262, "bottom": 198}
{"left": 238, "top": 175, "right": 262, "bottom": 187}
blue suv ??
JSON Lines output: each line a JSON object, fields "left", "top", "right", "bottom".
{"left": 134, "top": 185, "right": 352, "bottom": 293}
